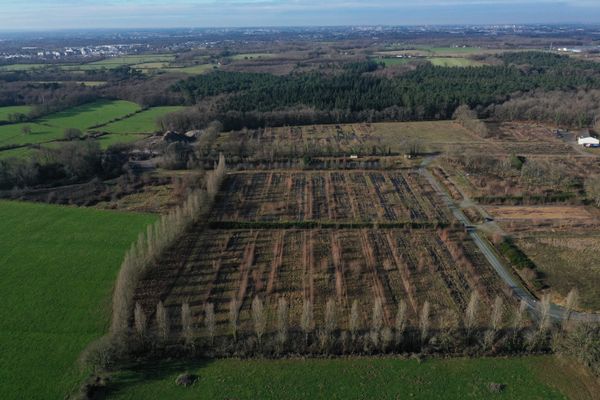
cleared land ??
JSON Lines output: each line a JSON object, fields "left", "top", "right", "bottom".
{"left": 516, "top": 234, "right": 600, "bottom": 310}
{"left": 105, "top": 356, "right": 597, "bottom": 400}
{"left": 0, "top": 200, "right": 155, "bottom": 400}
{"left": 102, "top": 106, "right": 184, "bottom": 134}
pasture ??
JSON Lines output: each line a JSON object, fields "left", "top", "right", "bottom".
{"left": 0, "top": 100, "right": 140, "bottom": 149}
{"left": 105, "top": 356, "right": 592, "bottom": 399}
{"left": 0, "top": 200, "right": 155, "bottom": 400}
{"left": 102, "top": 106, "right": 184, "bottom": 134}
{"left": 0, "top": 105, "right": 32, "bottom": 122}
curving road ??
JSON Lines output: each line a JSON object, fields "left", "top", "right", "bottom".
{"left": 419, "top": 157, "right": 600, "bottom": 323}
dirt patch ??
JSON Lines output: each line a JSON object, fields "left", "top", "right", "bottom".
{"left": 485, "top": 206, "right": 593, "bottom": 220}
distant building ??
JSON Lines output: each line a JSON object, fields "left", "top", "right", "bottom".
{"left": 578, "top": 131, "right": 600, "bottom": 146}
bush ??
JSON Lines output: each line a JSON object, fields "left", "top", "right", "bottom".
{"left": 498, "top": 237, "right": 536, "bottom": 270}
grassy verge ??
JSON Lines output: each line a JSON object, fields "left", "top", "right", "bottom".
{"left": 103, "top": 356, "right": 592, "bottom": 399}
{"left": 0, "top": 200, "right": 156, "bottom": 399}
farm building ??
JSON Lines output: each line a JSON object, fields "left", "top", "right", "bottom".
{"left": 577, "top": 132, "right": 600, "bottom": 146}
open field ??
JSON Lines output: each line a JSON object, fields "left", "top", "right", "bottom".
{"left": 0, "top": 200, "right": 155, "bottom": 400}
{"left": 0, "top": 100, "right": 140, "bottom": 149}
{"left": 428, "top": 57, "right": 483, "bottom": 67}
{"left": 102, "top": 106, "right": 184, "bottom": 134}
{"left": 104, "top": 356, "right": 598, "bottom": 400}
{"left": 0, "top": 105, "right": 32, "bottom": 122}
{"left": 232, "top": 121, "right": 479, "bottom": 156}
{"left": 516, "top": 234, "right": 600, "bottom": 310}
{"left": 212, "top": 171, "right": 451, "bottom": 223}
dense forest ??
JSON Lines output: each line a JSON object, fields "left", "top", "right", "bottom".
{"left": 161, "top": 52, "right": 600, "bottom": 130}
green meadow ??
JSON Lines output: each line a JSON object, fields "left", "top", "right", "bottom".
{"left": 103, "top": 106, "right": 184, "bottom": 134}
{"left": 0, "top": 106, "right": 32, "bottom": 122}
{"left": 0, "top": 200, "right": 155, "bottom": 400}
{"left": 0, "top": 100, "right": 140, "bottom": 148}
{"left": 106, "top": 356, "right": 590, "bottom": 400}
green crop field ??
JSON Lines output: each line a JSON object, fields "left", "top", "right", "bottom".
{"left": 103, "top": 106, "right": 184, "bottom": 134}
{"left": 0, "top": 106, "right": 32, "bottom": 122}
{"left": 0, "top": 100, "right": 140, "bottom": 148}
{"left": 0, "top": 200, "right": 156, "bottom": 400}
{"left": 105, "top": 356, "right": 593, "bottom": 400}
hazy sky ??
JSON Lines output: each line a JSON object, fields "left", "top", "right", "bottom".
{"left": 2, "top": 0, "right": 600, "bottom": 30}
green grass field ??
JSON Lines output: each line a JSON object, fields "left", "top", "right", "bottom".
{"left": 0, "top": 200, "right": 155, "bottom": 400}
{"left": 0, "top": 106, "right": 32, "bottom": 122}
{"left": 105, "top": 356, "right": 594, "bottom": 399}
{"left": 378, "top": 58, "right": 413, "bottom": 66}
{"left": 0, "top": 100, "right": 140, "bottom": 148}
{"left": 428, "top": 57, "right": 482, "bottom": 67}
{"left": 103, "top": 106, "right": 184, "bottom": 134}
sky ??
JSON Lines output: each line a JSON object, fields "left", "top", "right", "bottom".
{"left": 1, "top": 0, "right": 600, "bottom": 30}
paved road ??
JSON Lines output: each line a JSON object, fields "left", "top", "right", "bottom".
{"left": 419, "top": 157, "right": 600, "bottom": 323}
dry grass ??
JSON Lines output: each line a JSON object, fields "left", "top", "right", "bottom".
{"left": 516, "top": 234, "right": 600, "bottom": 311}
{"left": 485, "top": 206, "right": 593, "bottom": 220}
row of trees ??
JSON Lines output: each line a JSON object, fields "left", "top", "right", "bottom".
{"left": 110, "top": 154, "right": 226, "bottom": 335}
{"left": 124, "top": 289, "right": 592, "bottom": 360}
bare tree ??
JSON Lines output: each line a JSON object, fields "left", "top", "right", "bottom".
{"left": 464, "top": 291, "right": 479, "bottom": 337}
{"left": 252, "top": 296, "right": 267, "bottom": 345}
{"left": 563, "top": 288, "right": 579, "bottom": 330}
{"left": 134, "top": 302, "right": 147, "bottom": 337}
{"left": 323, "top": 297, "right": 337, "bottom": 347}
{"left": 181, "top": 301, "right": 194, "bottom": 346}
{"left": 371, "top": 297, "right": 384, "bottom": 347}
{"left": 229, "top": 297, "right": 240, "bottom": 341}
{"left": 349, "top": 300, "right": 361, "bottom": 341}
{"left": 395, "top": 300, "right": 407, "bottom": 345}
{"left": 538, "top": 294, "right": 552, "bottom": 332}
{"left": 491, "top": 296, "right": 504, "bottom": 332}
{"left": 156, "top": 301, "right": 169, "bottom": 341}
{"left": 204, "top": 302, "right": 216, "bottom": 345}
{"left": 301, "top": 298, "right": 314, "bottom": 345}
{"left": 277, "top": 297, "right": 288, "bottom": 347}
{"left": 419, "top": 301, "right": 431, "bottom": 344}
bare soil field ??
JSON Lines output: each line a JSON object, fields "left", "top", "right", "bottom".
{"left": 211, "top": 171, "right": 452, "bottom": 224}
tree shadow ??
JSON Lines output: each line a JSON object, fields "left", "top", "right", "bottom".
{"left": 102, "top": 358, "right": 213, "bottom": 398}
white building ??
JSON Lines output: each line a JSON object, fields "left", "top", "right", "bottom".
{"left": 578, "top": 134, "right": 600, "bottom": 146}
